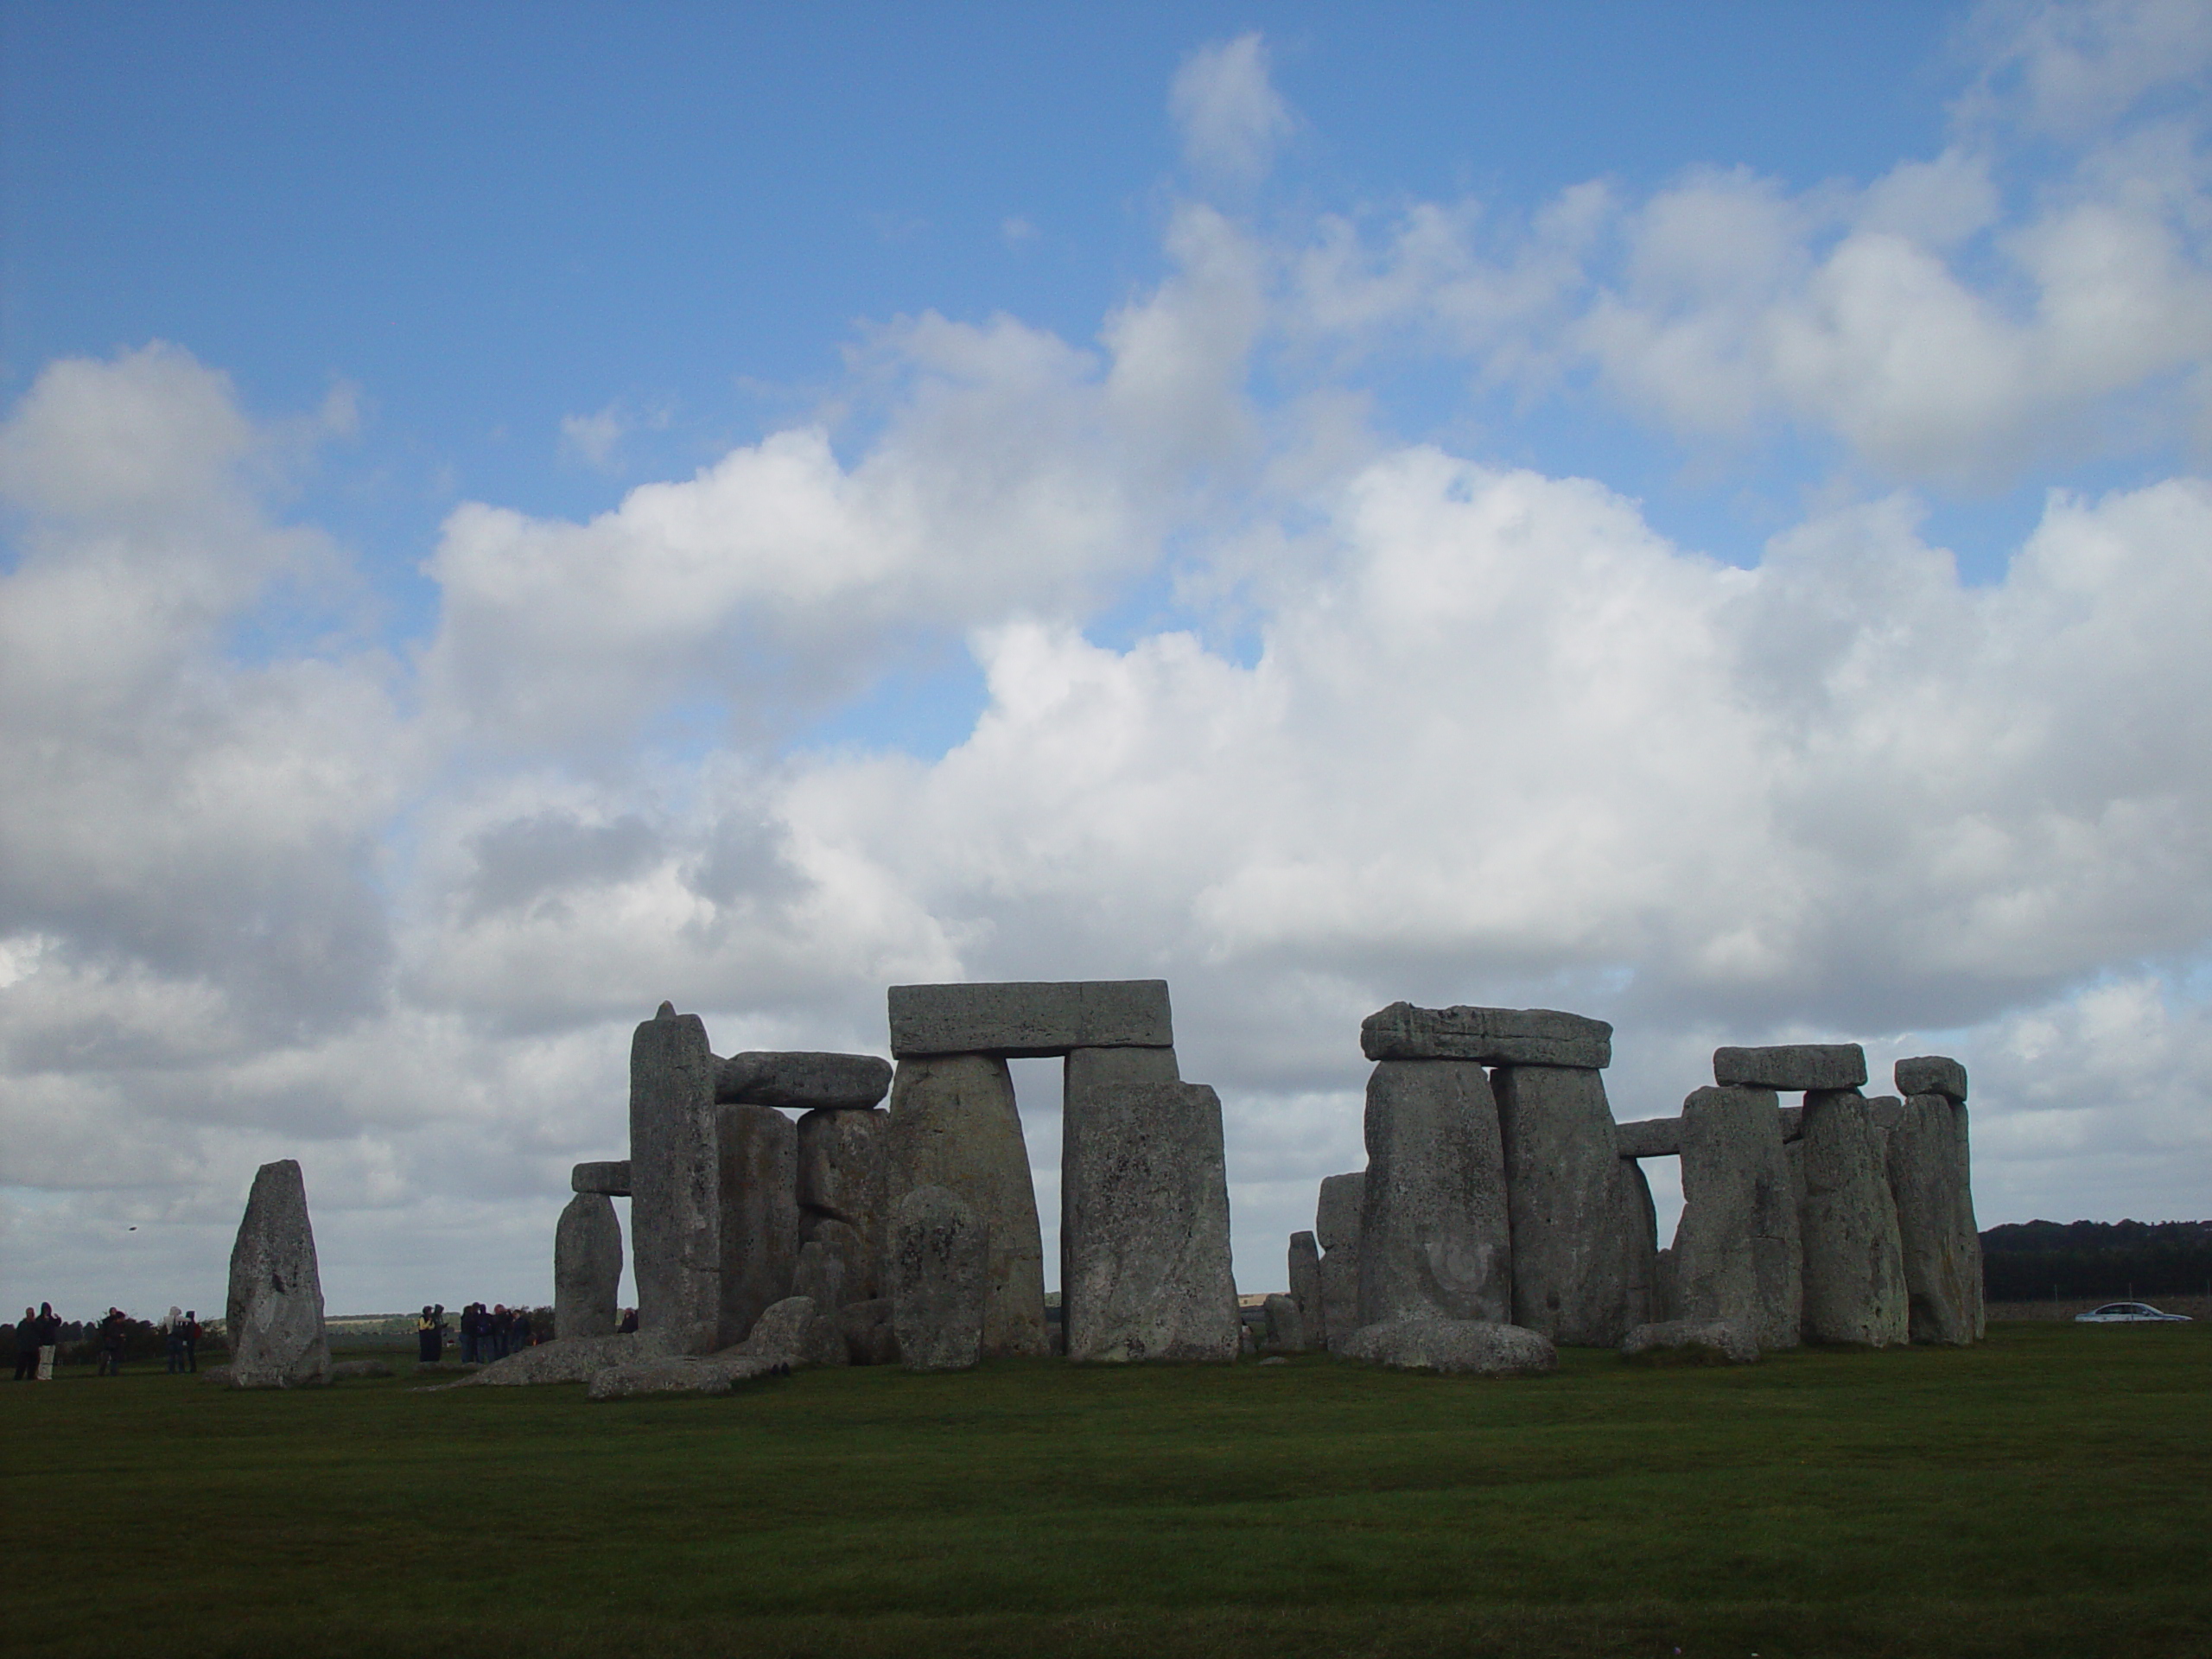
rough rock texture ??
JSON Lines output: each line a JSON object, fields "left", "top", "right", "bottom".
{"left": 1798, "top": 1090, "right": 1909, "bottom": 1346}
{"left": 1315, "top": 1173, "right": 1365, "bottom": 1351}
{"left": 225, "top": 1159, "right": 331, "bottom": 1389}
{"left": 1287, "top": 1231, "right": 1323, "bottom": 1344}
{"left": 1360, "top": 1002, "right": 1611, "bottom": 1069}
{"left": 1670, "top": 1085, "right": 1802, "bottom": 1351}
{"left": 791, "top": 1240, "right": 848, "bottom": 1312}
{"left": 1624, "top": 1160, "right": 1662, "bottom": 1320}
{"left": 586, "top": 1351, "right": 779, "bottom": 1402}
{"left": 1062, "top": 1081, "right": 1241, "bottom": 1363}
{"left": 1894, "top": 1056, "right": 1968, "bottom": 1104}
{"left": 731, "top": 1295, "right": 817, "bottom": 1364}
{"left": 1890, "top": 1093, "right": 1984, "bottom": 1344}
{"left": 1613, "top": 1118, "right": 1682, "bottom": 1160}
{"left": 798, "top": 1107, "right": 887, "bottom": 1301}
{"left": 717, "top": 1103, "right": 799, "bottom": 1347}
{"left": 1335, "top": 1318, "right": 1557, "bottom": 1376}
{"left": 889, "top": 1185, "right": 990, "bottom": 1371}
{"left": 1619, "top": 1319, "right": 1759, "bottom": 1365}
{"left": 630, "top": 1004, "right": 721, "bottom": 1355}
{"left": 464, "top": 1333, "right": 641, "bottom": 1387}
{"left": 716, "top": 1051, "right": 893, "bottom": 1110}
{"left": 1713, "top": 1045, "right": 1867, "bottom": 1091}
{"left": 1262, "top": 1294, "right": 1307, "bottom": 1352}
{"left": 570, "top": 1160, "right": 632, "bottom": 1196}
{"left": 800, "top": 1215, "right": 875, "bottom": 1310}
{"left": 888, "top": 980, "right": 1174, "bottom": 1058}
{"left": 1357, "top": 1061, "right": 1512, "bottom": 1326}
{"left": 837, "top": 1297, "right": 899, "bottom": 1366}
{"left": 1319, "top": 1254, "right": 1360, "bottom": 1352}
{"left": 554, "top": 1191, "right": 625, "bottom": 1340}
{"left": 885, "top": 1054, "right": 1048, "bottom": 1357}
{"left": 1493, "top": 1065, "right": 1652, "bottom": 1344}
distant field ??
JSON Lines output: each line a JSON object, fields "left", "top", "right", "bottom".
{"left": 5, "top": 1320, "right": 2206, "bottom": 1658}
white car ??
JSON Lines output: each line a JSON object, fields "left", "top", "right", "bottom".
{"left": 2073, "top": 1302, "right": 2193, "bottom": 1323}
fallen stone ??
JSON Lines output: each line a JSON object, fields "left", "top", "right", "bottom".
{"left": 1670, "top": 1085, "right": 1802, "bottom": 1351}
{"left": 1262, "top": 1294, "right": 1306, "bottom": 1353}
{"left": 1890, "top": 1092, "right": 1983, "bottom": 1344}
{"left": 715, "top": 1051, "right": 893, "bottom": 1110}
{"left": 836, "top": 1297, "right": 899, "bottom": 1365}
{"left": 1894, "top": 1056, "right": 1968, "bottom": 1104}
{"left": 1063, "top": 1080, "right": 1241, "bottom": 1363}
{"left": 1357, "top": 1060, "right": 1512, "bottom": 1326}
{"left": 1798, "top": 1090, "right": 1909, "bottom": 1346}
{"left": 1495, "top": 1064, "right": 1652, "bottom": 1345}
{"left": 464, "top": 1333, "right": 640, "bottom": 1386}
{"left": 555, "top": 1191, "right": 625, "bottom": 1340}
{"left": 570, "top": 1160, "right": 632, "bottom": 1196}
{"left": 890, "top": 1185, "right": 990, "bottom": 1371}
{"left": 225, "top": 1159, "right": 332, "bottom": 1389}
{"left": 1612, "top": 1118, "right": 1681, "bottom": 1160}
{"left": 1713, "top": 1045, "right": 1867, "bottom": 1091}
{"left": 1287, "top": 1231, "right": 1322, "bottom": 1346}
{"left": 630, "top": 1004, "right": 721, "bottom": 1355}
{"left": 1619, "top": 1319, "right": 1759, "bottom": 1365}
{"left": 885, "top": 1053, "right": 1048, "bottom": 1357}
{"left": 731, "top": 1296, "right": 817, "bottom": 1366}
{"left": 718, "top": 1103, "right": 799, "bottom": 1347}
{"left": 888, "top": 980, "right": 1174, "bottom": 1058}
{"left": 791, "top": 1240, "right": 848, "bottom": 1312}
{"left": 586, "top": 1351, "right": 780, "bottom": 1402}
{"left": 1334, "top": 1318, "right": 1557, "bottom": 1376}
{"left": 1360, "top": 1002, "right": 1611, "bottom": 1069}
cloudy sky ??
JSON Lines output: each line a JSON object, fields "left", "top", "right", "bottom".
{"left": 6, "top": 1, "right": 2210, "bottom": 1319}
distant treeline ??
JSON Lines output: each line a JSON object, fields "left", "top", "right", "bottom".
{"left": 1981, "top": 1219, "right": 2212, "bottom": 1300}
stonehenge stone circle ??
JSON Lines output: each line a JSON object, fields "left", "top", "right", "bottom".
{"left": 1670, "top": 1084, "right": 1802, "bottom": 1350}
{"left": 1361, "top": 1002, "right": 1611, "bottom": 1069}
{"left": 715, "top": 1050, "right": 893, "bottom": 1110}
{"left": 1619, "top": 1319, "right": 1759, "bottom": 1365}
{"left": 1287, "top": 1230, "right": 1322, "bottom": 1341}
{"left": 885, "top": 1052, "right": 1050, "bottom": 1357}
{"left": 1357, "top": 1059, "right": 1511, "bottom": 1326}
{"left": 1335, "top": 1317, "right": 1558, "bottom": 1376}
{"left": 571, "top": 1159, "right": 632, "bottom": 1196}
{"left": 1713, "top": 1044, "right": 1868, "bottom": 1091}
{"left": 890, "top": 1185, "right": 990, "bottom": 1371}
{"left": 554, "top": 1191, "right": 624, "bottom": 1340}
{"left": 888, "top": 979, "right": 1173, "bottom": 1057}
{"left": 1494, "top": 1064, "right": 1653, "bottom": 1344}
{"left": 797, "top": 1105, "right": 888, "bottom": 1297}
{"left": 716, "top": 1102, "right": 799, "bottom": 1347}
{"left": 629, "top": 1004, "right": 721, "bottom": 1356}
{"left": 1890, "top": 1084, "right": 1984, "bottom": 1344}
{"left": 1062, "top": 1080, "right": 1240, "bottom": 1363}
{"left": 1797, "top": 1090, "right": 1909, "bottom": 1346}
{"left": 1895, "top": 1055, "right": 1968, "bottom": 1103}
{"left": 225, "top": 1159, "right": 332, "bottom": 1389}
{"left": 1315, "top": 1172, "right": 1364, "bottom": 1349}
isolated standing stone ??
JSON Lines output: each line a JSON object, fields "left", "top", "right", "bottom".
{"left": 716, "top": 1051, "right": 893, "bottom": 1110}
{"left": 1262, "top": 1294, "right": 1306, "bottom": 1353}
{"left": 225, "top": 1159, "right": 331, "bottom": 1388}
{"left": 1670, "top": 1085, "right": 1802, "bottom": 1351}
{"left": 1797, "top": 1090, "right": 1908, "bottom": 1346}
{"left": 1315, "top": 1172, "right": 1365, "bottom": 1351}
{"left": 1493, "top": 1065, "right": 1651, "bottom": 1344}
{"left": 798, "top": 1106, "right": 888, "bottom": 1297}
{"left": 1713, "top": 1045, "right": 1868, "bottom": 1091}
{"left": 1287, "top": 1231, "right": 1322, "bottom": 1341}
{"left": 717, "top": 1103, "right": 798, "bottom": 1346}
{"left": 885, "top": 1053, "right": 1049, "bottom": 1357}
{"left": 554, "top": 1191, "right": 625, "bottom": 1340}
{"left": 888, "top": 980, "right": 1175, "bottom": 1057}
{"left": 1357, "top": 1060, "right": 1512, "bottom": 1326}
{"left": 630, "top": 1004, "right": 721, "bottom": 1355}
{"left": 1890, "top": 1092, "right": 1983, "bottom": 1344}
{"left": 1062, "top": 1080, "right": 1240, "bottom": 1363}
{"left": 889, "top": 1185, "right": 989, "bottom": 1371}
{"left": 1360, "top": 1002, "right": 1611, "bottom": 1069}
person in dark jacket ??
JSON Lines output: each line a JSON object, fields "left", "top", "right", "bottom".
{"left": 490, "top": 1304, "right": 512, "bottom": 1361}
{"left": 13, "top": 1308, "right": 35, "bottom": 1381}
{"left": 416, "top": 1305, "right": 439, "bottom": 1364}
{"left": 97, "top": 1307, "right": 127, "bottom": 1376}
{"left": 34, "top": 1304, "right": 60, "bottom": 1380}
{"left": 181, "top": 1311, "right": 200, "bottom": 1371}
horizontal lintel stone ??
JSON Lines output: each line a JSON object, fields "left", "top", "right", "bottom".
{"left": 571, "top": 1160, "right": 632, "bottom": 1197}
{"left": 1893, "top": 1055, "right": 1968, "bottom": 1103}
{"left": 1612, "top": 1118, "right": 1681, "bottom": 1160}
{"left": 715, "top": 1051, "right": 893, "bottom": 1110}
{"left": 887, "top": 980, "right": 1173, "bottom": 1058}
{"left": 1712, "top": 1044, "right": 1867, "bottom": 1091}
{"left": 1359, "top": 1003, "right": 1611, "bottom": 1069}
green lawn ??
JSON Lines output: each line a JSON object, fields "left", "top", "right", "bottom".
{"left": 6, "top": 1322, "right": 2206, "bottom": 1657}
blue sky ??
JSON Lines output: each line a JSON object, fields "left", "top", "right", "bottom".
{"left": 5, "top": 2, "right": 2211, "bottom": 1317}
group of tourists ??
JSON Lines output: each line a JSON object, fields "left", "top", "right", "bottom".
{"left": 414, "top": 1301, "right": 542, "bottom": 1364}
{"left": 163, "top": 1307, "right": 202, "bottom": 1372}
{"left": 11, "top": 1304, "right": 62, "bottom": 1380}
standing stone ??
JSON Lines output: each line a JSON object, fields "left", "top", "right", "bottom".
{"left": 800, "top": 1215, "right": 874, "bottom": 1307}
{"left": 1670, "top": 1085, "right": 1802, "bottom": 1351}
{"left": 791, "top": 1239, "right": 848, "bottom": 1312}
{"left": 1287, "top": 1231, "right": 1322, "bottom": 1344}
{"left": 1890, "top": 1091, "right": 1983, "bottom": 1344}
{"left": 1063, "top": 1080, "right": 1240, "bottom": 1363}
{"left": 554, "top": 1192, "right": 624, "bottom": 1340}
{"left": 798, "top": 1106, "right": 888, "bottom": 1298}
{"left": 1357, "top": 1061, "right": 1511, "bottom": 1327}
{"left": 1797, "top": 1090, "right": 1908, "bottom": 1346}
{"left": 889, "top": 1185, "right": 989, "bottom": 1371}
{"left": 1262, "top": 1294, "right": 1306, "bottom": 1352}
{"left": 885, "top": 1054, "right": 1049, "bottom": 1357}
{"left": 1316, "top": 1172, "right": 1365, "bottom": 1349}
{"left": 717, "top": 1103, "right": 798, "bottom": 1347}
{"left": 224, "top": 1159, "right": 331, "bottom": 1389}
{"left": 1493, "top": 1065, "right": 1651, "bottom": 1344}
{"left": 1623, "top": 1159, "right": 1662, "bottom": 1322}
{"left": 630, "top": 1003, "right": 720, "bottom": 1355}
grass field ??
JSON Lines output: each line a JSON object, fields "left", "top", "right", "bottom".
{"left": 6, "top": 1321, "right": 2206, "bottom": 1658}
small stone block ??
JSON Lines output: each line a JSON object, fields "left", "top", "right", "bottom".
{"left": 1893, "top": 1055, "right": 1967, "bottom": 1103}
{"left": 1712, "top": 1044, "right": 1867, "bottom": 1090}
{"left": 887, "top": 980, "right": 1173, "bottom": 1058}
{"left": 571, "top": 1160, "right": 632, "bottom": 1196}
{"left": 1360, "top": 1003, "right": 1611, "bottom": 1068}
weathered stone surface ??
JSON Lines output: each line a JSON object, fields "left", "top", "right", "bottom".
{"left": 1360, "top": 1003, "right": 1611, "bottom": 1069}
{"left": 1335, "top": 1318, "right": 1557, "bottom": 1376}
{"left": 1287, "top": 1231, "right": 1322, "bottom": 1344}
{"left": 791, "top": 1240, "right": 847, "bottom": 1312}
{"left": 586, "top": 1351, "right": 779, "bottom": 1402}
{"left": 800, "top": 1214, "right": 875, "bottom": 1307}
{"left": 798, "top": 1107, "right": 887, "bottom": 1300}
{"left": 1063, "top": 1081, "right": 1241, "bottom": 1363}
{"left": 1890, "top": 1093, "right": 1983, "bottom": 1344}
{"left": 555, "top": 1191, "right": 624, "bottom": 1340}
{"left": 716, "top": 1051, "right": 893, "bottom": 1110}
{"left": 889, "top": 980, "right": 1174, "bottom": 1058}
{"left": 1319, "top": 1252, "right": 1361, "bottom": 1353}
{"left": 837, "top": 1297, "right": 899, "bottom": 1366}
{"left": 1894, "top": 1056, "right": 1968, "bottom": 1104}
{"left": 630, "top": 1004, "right": 720, "bottom": 1355}
{"left": 885, "top": 1054, "right": 1048, "bottom": 1357}
{"left": 1670, "top": 1085, "right": 1802, "bottom": 1351}
{"left": 225, "top": 1159, "right": 331, "bottom": 1389}
{"left": 1495, "top": 1065, "right": 1653, "bottom": 1345}
{"left": 1613, "top": 1118, "right": 1681, "bottom": 1160}
{"left": 1624, "top": 1160, "right": 1662, "bottom": 1321}
{"left": 1798, "top": 1090, "right": 1909, "bottom": 1346}
{"left": 464, "top": 1332, "right": 640, "bottom": 1387}
{"left": 1316, "top": 1172, "right": 1365, "bottom": 1253}
{"left": 1713, "top": 1045, "right": 1867, "bottom": 1091}
{"left": 889, "top": 1185, "right": 990, "bottom": 1371}
{"left": 1357, "top": 1061, "right": 1512, "bottom": 1326}
{"left": 1778, "top": 1105, "right": 1804, "bottom": 1142}
{"left": 731, "top": 1295, "right": 817, "bottom": 1364}
{"left": 1619, "top": 1319, "right": 1759, "bottom": 1365}
{"left": 570, "top": 1159, "right": 632, "bottom": 1196}
{"left": 1262, "top": 1294, "right": 1306, "bottom": 1353}
{"left": 717, "top": 1103, "right": 798, "bottom": 1347}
